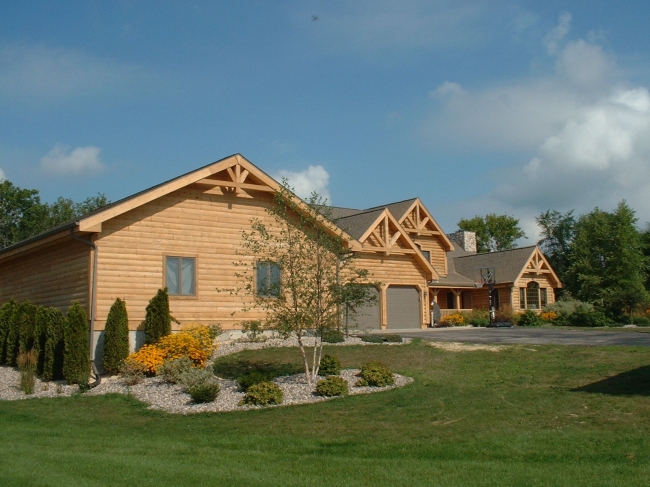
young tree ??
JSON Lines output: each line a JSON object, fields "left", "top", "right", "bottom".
{"left": 64, "top": 302, "right": 90, "bottom": 385}
{"left": 103, "top": 298, "right": 130, "bottom": 374}
{"left": 457, "top": 213, "right": 525, "bottom": 253}
{"left": 233, "top": 184, "right": 375, "bottom": 387}
{"left": 566, "top": 201, "right": 648, "bottom": 321}
{"left": 535, "top": 209, "right": 576, "bottom": 281}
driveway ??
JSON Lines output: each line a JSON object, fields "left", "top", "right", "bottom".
{"left": 394, "top": 327, "right": 650, "bottom": 347}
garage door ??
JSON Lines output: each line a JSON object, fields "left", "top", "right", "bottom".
{"left": 350, "top": 287, "right": 380, "bottom": 330}
{"left": 386, "top": 285, "right": 420, "bottom": 329}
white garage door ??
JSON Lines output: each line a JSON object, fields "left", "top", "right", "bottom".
{"left": 386, "top": 285, "right": 420, "bottom": 329}
{"left": 350, "top": 287, "right": 380, "bottom": 330}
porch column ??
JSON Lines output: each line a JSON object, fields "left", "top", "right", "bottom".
{"left": 454, "top": 290, "right": 462, "bottom": 310}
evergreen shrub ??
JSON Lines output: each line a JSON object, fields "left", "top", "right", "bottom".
{"left": 356, "top": 361, "right": 394, "bottom": 387}
{"left": 178, "top": 367, "right": 215, "bottom": 391}
{"left": 33, "top": 306, "right": 49, "bottom": 376}
{"left": 64, "top": 302, "right": 90, "bottom": 385}
{"left": 567, "top": 306, "right": 611, "bottom": 327}
{"left": 517, "top": 310, "right": 543, "bottom": 327}
{"left": 321, "top": 329, "right": 345, "bottom": 343}
{"left": 361, "top": 334, "right": 384, "bottom": 343}
{"left": 17, "top": 301, "right": 37, "bottom": 355}
{"left": 237, "top": 369, "right": 273, "bottom": 392}
{"left": 189, "top": 382, "right": 220, "bottom": 403}
{"left": 42, "top": 308, "right": 66, "bottom": 381}
{"left": 241, "top": 381, "right": 283, "bottom": 406}
{"left": 144, "top": 288, "right": 171, "bottom": 345}
{"left": 0, "top": 299, "right": 18, "bottom": 365}
{"left": 316, "top": 376, "right": 348, "bottom": 397}
{"left": 382, "top": 334, "right": 403, "bottom": 343}
{"left": 103, "top": 298, "right": 129, "bottom": 375}
{"left": 319, "top": 354, "right": 340, "bottom": 376}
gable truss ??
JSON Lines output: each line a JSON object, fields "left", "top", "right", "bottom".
{"left": 397, "top": 199, "right": 453, "bottom": 250}
{"left": 517, "top": 247, "right": 562, "bottom": 288}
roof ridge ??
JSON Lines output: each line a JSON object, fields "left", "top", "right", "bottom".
{"left": 455, "top": 245, "right": 537, "bottom": 259}
{"left": 362, "top": 197, "right": 418, "bottom": 212}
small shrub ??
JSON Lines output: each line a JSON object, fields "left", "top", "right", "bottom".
{"left": 321, "top": 329, "right": 345, "bottom": 343}
{"left": 540, "top": 311, "right": 557, "bottom": 323}
{"left": 64, "top": 303, "right": 90, "bottom": 385}
{"left": 126, "top": 344, "right": 166, "bottom": 375}
{"left": 144, "top": 288, "right": 171, "bottom": 345}
{"left": 319, "top": 354, "right": 341, "bottom": 376}
{"left": 361, "top": 334, "right": 384, "bottom": 343}
{"left": 237, "top": 369, "right": 274, "bottom": 392}
{"left": 120, "top": 359, "right": 146, "bottom": 386}
{"left": 156, "top": 356, "right": 194, "bottom": 384}
{"left": 17, "top": 349, "right": 37, "bottom": 395}
{"left": 382, "top": 334, "right": 403, "bottom": 343}
{"left": 189, "top": 382, "right": 220, "bottom": 403}
{"left": 544, "top": 297, "right": 593, "bottom": 316}
{"left": 178, "top": 367, "right": 215, "bottom": 392}
{"left": 632, "top": 315, "right": 650, "bottom": 325}
{"left": 517, "top": 310, "right": 543, "bottom": 327}
{"left": 316, "top": 376, "right": 348, "bottom": 397}
{"left": 103, "top": 298, "right": 130, "bottom": 375}
{"left": 240, "top": 320, "right": 265, "bottom": 342}
{"left": 241, "top": 381, "right": 283, "bottom": 406}
{"left": 568, "top": 306, "right": 611, "bottom": 327}
{"left": 438, "top": 313, "right": 465, "bottom": 327}
{"left": 355, "top": 361, "right": 394, "bottom": 387}
{"left": 464, "top": 309, "right": 490, "bottom": 327}
{"left": 157, "top": 328, "right": 212, "bottom": 367}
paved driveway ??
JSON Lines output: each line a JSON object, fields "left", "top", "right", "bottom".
{"left": 394, "top": 327, "right": 650, "bottom": 347}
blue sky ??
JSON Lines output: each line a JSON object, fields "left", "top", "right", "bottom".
{"left": 2, "top": 1, "right": 650, "bottom": 241}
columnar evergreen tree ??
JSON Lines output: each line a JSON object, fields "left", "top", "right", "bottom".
{"left": 64, "top": 302, "right": 90, "bottom": 385}
{"left": 17, "top": 301, "right": 37, "bottom": 355}
{"left": 144, "top": 289, "right": 171, "bottom": 345}
{"left": 0, "top": 299, "right": 18, "bottom": 365}
{"left": 42, "top": 308, "right": 66, "bottom": 381}
{"left": 33, "top": 306, "right": 50, "bottom": 376}
{"left": 103, "top": 298, "right": 130, "bottom": 374}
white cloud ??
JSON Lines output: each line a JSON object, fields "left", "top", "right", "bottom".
{"left": 0, "top": 45, "right": 150, "bottom": 105}
{"left": 39, "top": 144, "right": 105, "bottom": 176}
{"left": 543, "top": 12, "right": 571, "bottom": 55}
{"left": 424, "top": 12, "right": 650, "bottom": 233}
{"left": 274, "top": 165, "right": 331, "bottom": 203}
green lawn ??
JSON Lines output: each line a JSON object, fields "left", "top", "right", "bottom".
{"left": 2, "top": 341, "right": 650, "bottom": 486}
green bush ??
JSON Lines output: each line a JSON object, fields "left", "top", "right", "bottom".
{"left": 144, "top": 288, "right": 171, "bottom": 345}
{"left": 42, "top": 308, "right": 66, "bottom": 381}
{"left": 319, "top": 354, "right": 340, "bottom": 376}
{"left": 382, "top": 334, "right": 403, "bottom": 343}
{"left": 632, "top": 316, "right": 650, "bottom": 325}
{"left": 17, "top": 301, "right": 37, "bottom": 356}
{"left": 464, "top": 309, "right": 490, "bottom": 327}
{"left": 33, "top": 306, "right": 49, "bottom": 376}
{"left": 237, "top": 369, "right": 274, "bottom": 392}
{"left": 356, "top": 361, "right": 394, "bottom": 387}
{"left": 64, "top": 302, "right": 90, "bottom": 385}
{"left": 567, "top": 306, "right": 612, "bottom": 327}
{"left": 241, "top": 381, "right": 283, "bottom": 406}
{"left": 0, "top": 299, "right": 18, "bottom": 365}
{"left": 103, "top": 298, "right": 130, "bottom": 375}
{"left": 517, "top": 310, "right": 543, "bottom": 327}
{"left": 361, "top": 334, "right": 384, "bottom": 344}
{"left": 156, "top": 356, "right": 194, "bottom": 384}
{"left": 120, "top": 359, "right": 146, "bottom": 386}
{"left": 544, "top": 296, "right": 593, "bottom": 316}
{"left": 189, "top": 382, "right": 220, "bottom": 403}
{"left": 316, "top": 376, "right": 348, "bottom": 397}
{"left": 178, "top": 367, "right": 215, "bottom": 392}
{"left": 321, "top": 329, "right": 345, "bottom": 343}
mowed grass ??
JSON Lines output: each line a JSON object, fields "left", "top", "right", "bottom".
{"left": 2, "top": 341, "right": 650, "bottom": 486}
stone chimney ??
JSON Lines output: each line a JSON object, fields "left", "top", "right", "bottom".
{"left": 448, "top": 231, "right": 477, "bottom": 253}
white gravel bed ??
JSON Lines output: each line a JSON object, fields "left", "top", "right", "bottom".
{"left": 0, "top": 336, "right": 414, "bottom": 414}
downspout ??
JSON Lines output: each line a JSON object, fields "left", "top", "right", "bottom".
{"left": 70, "top": 228, "right": 101, "bottom": 388}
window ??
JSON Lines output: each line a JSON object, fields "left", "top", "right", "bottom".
{"left": 491, "top": 289, "right": 500, "bottom": 310}
{"left": 540, "top": 288, "right": 548, "bottom": 308}
{"left": 256, "top": 261, "right": 281, "bottom": 297}
{"left": 526, "top": 282, "right": 540, "bottom": 309}
{"left": 519, "top": 288, "right": 526, "bottom": 309}
{"left": 421, "top": 250, "right": 431, "bottom": 263}
{"left": 166, "top": 256, "right": 196, "bottom": 296}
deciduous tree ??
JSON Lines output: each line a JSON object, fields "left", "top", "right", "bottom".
{"left": 457, "top": 214, "right": 525, "bottom": 253}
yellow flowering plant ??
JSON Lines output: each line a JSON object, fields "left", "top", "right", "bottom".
{"left": 540, "top": 311, "right": 557, "bottom": 322}
{"left": 126, "top": 344, "right": 167, "bottom": 375}
{"left": 439, "top": 313, "right": 465, "bottom": 327}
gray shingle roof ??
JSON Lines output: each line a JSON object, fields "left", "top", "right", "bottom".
{"left": 453, "top": 246, "right": 537, "bottom": 284}
{"left": 335, "top": 208, "right": 386, "bottom": 240}
{"left": 364, "top": 198, "right": 418, "bottom": 221}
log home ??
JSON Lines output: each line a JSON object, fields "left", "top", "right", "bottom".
{"left": 0, "top": 154, "right": 561, "bottom": 364}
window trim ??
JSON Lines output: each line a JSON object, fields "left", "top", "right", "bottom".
{"left": 163, "top": 254, "right": 198, "bottom": 299}
{"left": 256, "top": 260, "right": 281, "bottom": 298}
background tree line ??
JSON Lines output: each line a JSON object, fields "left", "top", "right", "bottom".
{"left": 458, "top": 201, "right": 650, "bottom": 321}
{"left": 0, "top": 179, "right": 109, "bottom": 249}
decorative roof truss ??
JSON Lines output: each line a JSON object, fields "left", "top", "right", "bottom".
{"left": 398, "top": 199, "right": 453, "bottom": 250}
{"left": 193, "top": 161, "right": 275, "bottom": 198}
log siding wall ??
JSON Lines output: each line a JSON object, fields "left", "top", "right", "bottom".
{"left": 0, "top": 237, "right": 90, "bottom": 312}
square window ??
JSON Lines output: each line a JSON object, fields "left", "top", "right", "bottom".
{"left": 256, "top": 261, "right": 281, "bottom": 297}
{"left": 166, "top": 256, "right": 196, "bottom": 296}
